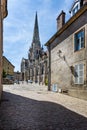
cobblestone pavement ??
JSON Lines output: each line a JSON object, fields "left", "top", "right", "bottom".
{"left": 0, "top": 83, "right": 87, "bottom": 130}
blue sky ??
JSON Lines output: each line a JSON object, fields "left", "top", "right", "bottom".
{"left": 3, "top": 0, "right": 72, "bottom": 72}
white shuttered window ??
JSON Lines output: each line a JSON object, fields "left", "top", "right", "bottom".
{"left": 74, "top": 64, "right": 84, "bottom": 84}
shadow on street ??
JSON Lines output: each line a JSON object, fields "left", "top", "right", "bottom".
{"left": 0, "top": 91, "right": 87, "bottom": 130}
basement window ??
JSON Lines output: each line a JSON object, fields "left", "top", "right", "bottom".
{"left": 74, "top": 64, "right": 84, "bottom": 84}
{"left": 74, "top": 29, "right": 85, "bottom": 51}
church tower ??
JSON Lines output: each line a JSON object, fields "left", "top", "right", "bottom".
{"left": 25, "top": 11, "right": 48, "bottom": 84}
{"left": 21, "top": 12, "right": 48, "bottom": 84}
{"left": 28, "top": 12, "right": 41, "bottom": 61}
{"left": 32, "top": 12, "right": 41, "bottom": 48}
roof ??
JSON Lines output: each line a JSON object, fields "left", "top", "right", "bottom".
{"left": 45, "top": 3, "right": 87, "bottom": 46}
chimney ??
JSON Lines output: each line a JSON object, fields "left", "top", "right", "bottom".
{"left": 56, "top": 10, "right": 66, "bottom": 31}
{"left": 83, "top": 0, "right": 87, "bottom": 4}
{"left": 80, "top": 0, "right": 87, "bottom": 6}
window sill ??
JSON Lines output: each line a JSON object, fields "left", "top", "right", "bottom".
{"left": 74, "top": 47, "right": 85, "bottom": 53}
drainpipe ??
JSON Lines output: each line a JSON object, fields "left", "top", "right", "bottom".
{"left": 48, "top": 45, "right": 51, "bottom": 91}
{"left": 0, "top": 0, "right": 3, "bottom": 100}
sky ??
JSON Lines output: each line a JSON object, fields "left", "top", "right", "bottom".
{"left": 3, "top": 0, "right": 73, "bottom": 72}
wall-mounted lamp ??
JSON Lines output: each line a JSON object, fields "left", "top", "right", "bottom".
{"left": 57, "top": 50, "right": 65, "bottom": 61}
{"left": 57, "top": 50, "right": 62, "bottom": 56}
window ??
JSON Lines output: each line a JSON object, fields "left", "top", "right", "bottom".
{"left": 74, "top": 64, "right": 84, "bottom": 84}
{"left": 71, "top": 1, "right": 80, "bottom": 16}
{"left": 72, "top": 5, "right": 78, "bottom": 15}
{"left": 74, "top": 29, "right": 85, "bottom": 51}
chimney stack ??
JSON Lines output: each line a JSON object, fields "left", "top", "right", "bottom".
{"left": 83, "top": 0, "right": 87, "bottom": 4}
{"left": 56, "top": 10, "right": 66, "bottom": 31}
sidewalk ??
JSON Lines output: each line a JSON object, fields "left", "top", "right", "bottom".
{"left": 13, "top": 82, "right": 48, "bottom": 91}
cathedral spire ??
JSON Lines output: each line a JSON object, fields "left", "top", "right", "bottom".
{"left": 32, "top": 12, "right": 41, "bottom": 47}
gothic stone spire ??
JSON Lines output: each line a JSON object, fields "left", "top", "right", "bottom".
{"left": 32, "top": 12, "right": 41, "bottom": 47}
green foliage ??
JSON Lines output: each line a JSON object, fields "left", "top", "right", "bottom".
{"left": 45, "top": 78, "right": 48, "bottom": 86}
{"left": 3, "top": 69, "right": 7, "bottom": 78}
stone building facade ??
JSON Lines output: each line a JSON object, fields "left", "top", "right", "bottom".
{"left": 0, "top": 0, "right": 8, "bottom": 100}
{"left": 21, "top": 58, "right": 29, "bottom": 81}
{"left": 3, "top": 56, "right": 15, "bottom": 79}
{"left": 21, "top": 12, "right": 48, "bottom": 85}
{"left": 14, "top": 72, "right": 22, "bottom": 83}
{"left": 45, "top": 0, "right": 87, "bottom": 99}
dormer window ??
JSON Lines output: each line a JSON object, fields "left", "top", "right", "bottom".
{"left": 70, "top": 0, "right": 83, "bottom": 16}
{"left": 72, "top": 4, "right": 79, "bottom": 15}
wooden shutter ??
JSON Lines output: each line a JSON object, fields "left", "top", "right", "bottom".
{"left": 74, "top": 64, "right": 84, "bottom": 84}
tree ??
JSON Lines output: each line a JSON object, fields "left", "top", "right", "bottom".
{"left": 3, "top": 69, "right": 7, "bottom": 78}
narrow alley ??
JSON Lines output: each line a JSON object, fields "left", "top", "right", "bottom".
{"left": 0, "top": 83, "right": 87, "bottom": 130}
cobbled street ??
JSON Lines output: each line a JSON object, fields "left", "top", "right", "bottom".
{"left": 0, "top": 83, "right": 87, "bottom": 130}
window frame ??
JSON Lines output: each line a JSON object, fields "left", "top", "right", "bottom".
{"left": 74, "top": 28, "right": 85, "bottom": 52}
{"left": 71, "top": 1, "right": 80, "bottom": 16}
{"left": 74, "top": 63, "right": 84, "bottom": 85}
{"left": 72, "top": 5, "right": 79, "bottom": 15}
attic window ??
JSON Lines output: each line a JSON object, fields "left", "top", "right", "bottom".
{"left": 72, "top": 5, "right": 78, "bottom": 15}
{"left": 70, "top": 0, "right": 81, "bottom": 16}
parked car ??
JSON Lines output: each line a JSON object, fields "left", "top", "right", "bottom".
{"left": 28, "top": 80, "right": 33, "bottom": 83}
{"left": 14, "top": 80, "right": 20, "bottom": 84}
{"left": 3, "top": 78, "right": 14, "bottom": 84}
{"left": 35, "top": 80, "right": 38, "bottom": 83}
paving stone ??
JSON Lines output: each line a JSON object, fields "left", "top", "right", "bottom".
{"left": 0, "top": 83, "right": 87, "bottom": 130}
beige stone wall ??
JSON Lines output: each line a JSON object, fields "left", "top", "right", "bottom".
{"left": 51, "top": 24, "right": 87, "bottom": 89}
{"left": 0, "top": 3, "right": 3, "bottom": 100}
{"left": 0, "top": 0, "right": 8, "bottom": 100}
{"left": 0, "top": 56, "right": 3, "bottom": 100}
{"left": 3, "top": 56, "right": 14, "bottom": 76}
